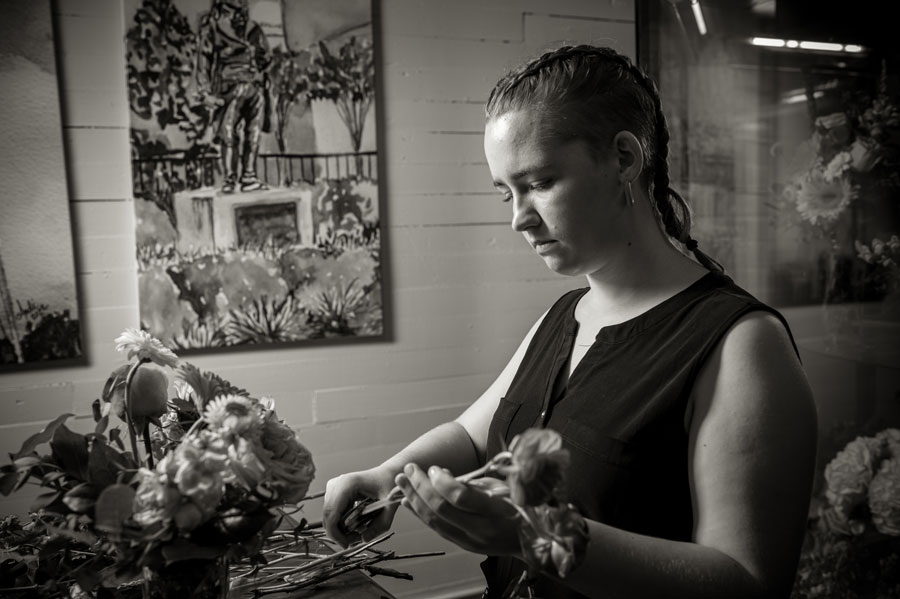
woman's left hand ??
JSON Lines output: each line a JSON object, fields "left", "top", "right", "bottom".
{"left": 395, "top": 463, "right": 521, "bottom": 556}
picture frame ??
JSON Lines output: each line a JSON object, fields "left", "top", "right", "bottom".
{"left": 0, "top": 0, "right": 84, "bottom": 370}
{"left": 124, "top": 0, "right": 388, "bottom": 353}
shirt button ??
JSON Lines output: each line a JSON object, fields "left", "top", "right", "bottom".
{"left": 540, "top": 410, "right": 547, "bottom": 419}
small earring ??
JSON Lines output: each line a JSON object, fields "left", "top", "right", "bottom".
{"left": 625, "top": 180, "right": 635, "bottom": 206}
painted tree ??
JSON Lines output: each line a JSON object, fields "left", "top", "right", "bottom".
{"left": 269, "top": 47, "right": 312, "bottom": 154}
{"left": 125, "top": 0, "right": 211, "bottom": 152}
{"left": 307, "top": 36, "right": 375, "bottom": 170}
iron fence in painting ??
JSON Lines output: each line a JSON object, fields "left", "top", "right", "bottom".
{"left": 132, "top": 151, "right": 377, "bottom": 196}
{"left": 258, "top": 151, "right": 377, "bottom": 187}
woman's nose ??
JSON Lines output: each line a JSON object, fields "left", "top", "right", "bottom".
{"left": 511, "top": 195, "right": 539, "bottom": 232}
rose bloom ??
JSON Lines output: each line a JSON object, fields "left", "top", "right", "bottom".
{"left": 869, "top": 457, "right": 900, "bottom": 536}
{"left": 132, "top": 469, "right": 180, "bottom": 526}
{"left": 259, "top": 411, "right": 315, "bottom": 502}
{"left": 506, "top": 428, "right": 570, "bottom": 507}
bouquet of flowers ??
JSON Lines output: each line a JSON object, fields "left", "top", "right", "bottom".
{"left": 0, "top": 329, "right": 316, "bottom": 597}
{"left": 792, "top": 428, "right": 900, "bottom": 598}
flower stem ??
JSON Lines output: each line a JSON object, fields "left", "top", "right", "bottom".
{"left": 142, "top": 420, "right": 154, "bottom": 470}
{"left": 123, "top": 359, "right": 149, "bottom": 465}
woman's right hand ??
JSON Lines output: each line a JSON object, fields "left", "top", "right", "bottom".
{"left": 323, "top": 466, "right": 401, "bottom": 547}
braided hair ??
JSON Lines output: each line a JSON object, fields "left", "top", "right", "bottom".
{"left": 485, "top": 45, "right": 723, "bottom": 272}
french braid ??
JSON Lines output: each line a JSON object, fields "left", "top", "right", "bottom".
{"left": 486, "top": 45, "right": 724, "bottom": 272}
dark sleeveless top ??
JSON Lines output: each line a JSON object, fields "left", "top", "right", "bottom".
{"left": 480, "top": 271, "right": 797, "bottom": 599}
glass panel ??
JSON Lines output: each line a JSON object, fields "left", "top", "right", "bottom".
{"left": 638, "top": 0, "right": 899, "bottom": 591}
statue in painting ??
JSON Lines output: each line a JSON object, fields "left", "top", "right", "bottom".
{"left": 196, "top": 0, "right": 273, "bottom": 193}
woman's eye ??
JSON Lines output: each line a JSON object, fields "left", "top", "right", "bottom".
{"left": 529, "top": 179, "right": 552, "bottom": 191}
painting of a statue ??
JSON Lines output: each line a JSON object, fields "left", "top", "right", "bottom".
{"left": 124, "top": 0, "right": 384, "bottom": 351}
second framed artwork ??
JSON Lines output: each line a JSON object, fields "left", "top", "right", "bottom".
{"left": 124, "top": 0, "right": 387, "bottom": 352}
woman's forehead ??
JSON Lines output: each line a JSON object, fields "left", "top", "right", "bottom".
{"left": 485, "top": 110, "right": 557, "bottom": 147}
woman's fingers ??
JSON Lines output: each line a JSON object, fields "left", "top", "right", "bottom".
{"left": 396, "top": 464, "right": 518, "bottom": 554}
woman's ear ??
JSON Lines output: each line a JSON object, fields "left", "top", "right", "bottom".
{"left": 613, "top": 131, "right": 644, "bottom": 183}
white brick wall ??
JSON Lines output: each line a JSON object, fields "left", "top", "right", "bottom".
{"left": 0, "top": 1, "right": 635, "bottom": 597}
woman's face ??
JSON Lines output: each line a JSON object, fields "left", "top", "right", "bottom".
{"left": 484, "top": 109, "right": 629, "bottom": 277}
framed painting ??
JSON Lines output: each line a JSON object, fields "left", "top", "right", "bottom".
{"left": 124, "top": 0, "right": 387, "bottom": 351}
{"left": 0, "top": 0, "right": 84, "bottom": 369}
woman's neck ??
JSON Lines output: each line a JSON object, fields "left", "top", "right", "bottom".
{"left": 580, "top": 197, "right": 708, "bottom": 320}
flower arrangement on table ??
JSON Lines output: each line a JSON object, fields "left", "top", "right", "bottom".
{"left": 792, "top": 428, "right": 900, "bottom": 598}
{"left": 0, "top": 330, "right": 421, "bottom": 598}
{"left": 777, "top": 60, "right": 900, "bottom": 310}
{"left": 342, "top": 427, "right": 590, "bottom": 599}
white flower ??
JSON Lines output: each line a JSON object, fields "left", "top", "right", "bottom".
{"left": 204, "top": 394, "right": 261, "bottom": 435}
{"left": 823, "top": 151, "right": 852, "bottom": 183}
{"left": 115, "top": 328, "right": 178, "bottom": 368}
{"left": 795, "top": 168, "right": 857, "bottom": 226}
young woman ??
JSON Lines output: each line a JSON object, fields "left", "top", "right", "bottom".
{"left": 323, "top": 45, "right": 817, "bottom": 599}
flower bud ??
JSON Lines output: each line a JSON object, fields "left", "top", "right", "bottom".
{"left": 128, "top": 367, "right": 169, "bottom": 418}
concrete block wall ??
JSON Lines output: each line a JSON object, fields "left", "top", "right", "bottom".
{"left": 0, "top": 1, "right": 635, "bottom": 597}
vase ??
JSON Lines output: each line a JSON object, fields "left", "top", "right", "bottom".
{"left": 142, "top": 559, "right": 229, "bottom": 599}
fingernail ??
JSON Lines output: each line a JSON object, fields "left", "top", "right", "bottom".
{"left": 428, "top": 466, "right": 439, "bottom": 477}
{"left": 394, "top": 473, "right": 404, "bottom": 485}
{"left": 404, "top": 463, "right": 414, "bottom": 475}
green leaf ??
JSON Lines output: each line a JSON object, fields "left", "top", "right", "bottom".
{"left": 88, "top": 439, "right": 127, "bottom": 488}
{"left": 12, "top": 456, "right": 41, "bottom": 469}
{"left": 13, "top": 413, "right": 74, "bottom": 459}
{"left": 0, "top": 471, "right": 19, "bottom": 495}
{"left": 41, "top": 471, "right": 66, "bottom": 485}
{"left": 50, "top": 424, "right": 90, "bottom": 481}
{"left": 62, "top": 483, "right": 96, "bottom": 514}
{"left": 94, "top": 413, "right": 109, "bottom": 436}
{"left": 30, "top": 490, "right": 62, "bottom": 511}
{"left": 93, "top": 484, "right": 135, "bottom": 534}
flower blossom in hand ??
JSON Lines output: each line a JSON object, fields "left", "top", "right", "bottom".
{"left": 503, "top": 428, "right": 570, "bottom": 507}
{"left": 519, "top": 503, "right": 590, "bottom": 578}
{"left": 115, "top": 328, "right": 178, "bottom": 368}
